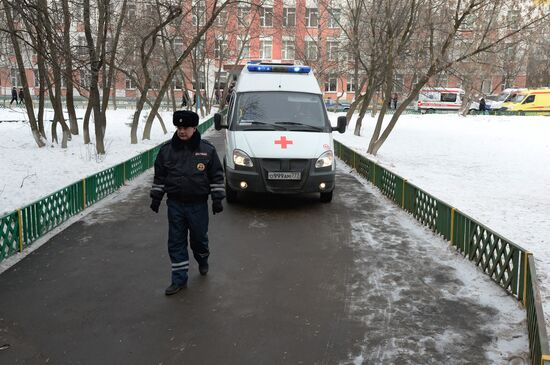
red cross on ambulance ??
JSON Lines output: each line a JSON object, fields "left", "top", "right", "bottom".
{"left": 274, "top": 136, "right": 293, "bottom": 149}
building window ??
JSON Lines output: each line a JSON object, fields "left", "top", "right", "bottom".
{"left": 173, "top": 37, "right": 184, "bottom": 55}
{"left": 214, "top": 38, "right": 227, "bottom": 59}
{"left": 325, "top": 76, "right": 337, "bottom": 92}
{"left": 78, "top": 36, "right": 88, "bottom": 56}
{"left": 237, "top": 36, "right": 250, "bottom": 59}
{"left": 283, "top": 7, "right": 296, "bottom": 27}
{"left": 501, "top": 77, "right": 513, "bottom": 91}
{"left": 394, "top": 74, "right": 404, "bottom": 93}
{"left": 260, "top": 7, "right": 273, "bottom": 27}
{"left": 125, "top": 75, "right": 135, "bottom": 90}
{"left": 282, "top": 39, "right": 295, "bottom": 60}
{"left": 237, "top": 5, "right": 250, "bottom": 25}
{"left": 192, "top": 0, "right": 205, "bottom": 26}
{"left": 10, "top": 68, "right": 21, "bottom": 87}
{"left": 192, "top": 69, "right": 206, "bottom": 90}
{"left": 194, "top": 38, "right": 205, "bottom": 59}
{"left": 260, "top": 38, "right": 272, "bottom": 59}
{"left": 127, "top": 4, "right": 136, "bottom": 20}
{"left": 327, "top": 41, "right": 338, "bottom": 61}
{"left": 172, "top": 76, "right": 183, "bottom": 90}
{"left": 305, "top": 40, "right": 317, "bottom": 60}
{"left": 80, "top": 70, "right": 91, "bottom": 89}
{"left": 215, "top": 71, "right": 228, "bottom": 89}
{"left": 33, "top": 69, "right": 40, "bottom": 88}
{"left": 481, "top": 79, "right": 492, "bottom": 94}
{"left": 305, "top": 8, "right": 318, "bottom": 27}
{"left": 215, "top": 8, "right": 228, "bottom": 26}
{"left": 346, "top": 75, "right": 356, "bottom": 92}
{"left": 328, "top": 8, "right": 340, "bottom": 28}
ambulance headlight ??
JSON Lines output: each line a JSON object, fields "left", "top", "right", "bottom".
{"left": 315, "top": 150, "right": 334, "bottom": 168}
{"left": 233, "top": 149, "right": 253, "bottom": 167}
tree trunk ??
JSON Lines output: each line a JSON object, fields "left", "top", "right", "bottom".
{"left": 83, "top": 101, "right": 92, "bottom": 144}
{"left": 62, "top": 0, "right": 78, "bottom": 135}
{"left": 354, "top": 91, "right": 373, "bottom": 136}
{"left": 2, "top": 0, "right": 45, "bottom": 148}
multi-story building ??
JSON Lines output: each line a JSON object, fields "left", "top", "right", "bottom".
{"left": 1, "top": 0, "right": 544, "bottom": 106}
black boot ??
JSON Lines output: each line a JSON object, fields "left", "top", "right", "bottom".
{"left": 165, "top": 282, "right": 186, "bottom": 296}
{"left": 199, "top": 263, "right": 209, "bottom": 276}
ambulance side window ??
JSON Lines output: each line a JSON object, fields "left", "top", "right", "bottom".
{"left": 523, "top": 95, "right": 535, "bottom": 104}
{"left": 440, "top": 93, "right": 457, "bottom": 102}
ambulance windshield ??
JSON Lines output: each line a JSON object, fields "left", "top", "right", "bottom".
{"left": 232, "top": 92, "right": 329, "bottom": 131}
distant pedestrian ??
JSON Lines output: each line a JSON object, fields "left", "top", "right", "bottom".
{"left": 18, "top": 88, "right": 24, "bottom": 105}
{"left": 181, "top": 93, "right": 188, "bottom": 108}
{"left": 10, "top": 87, "right": 18, "bottom": 106}
{"left": 391, "top": 93, "right": 398, "bottom": 110}
{"left": 479, "top": 97, "right": 486, "bottom": 112}
{"left": 226, "top": 83, "right": 234, "bottom": 103}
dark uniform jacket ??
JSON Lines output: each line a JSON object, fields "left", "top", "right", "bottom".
{"left": 150, "top": 131, "right": 225, "bottom": 203}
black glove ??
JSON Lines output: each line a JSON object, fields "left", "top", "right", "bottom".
{"left": 150, "top": 199, "right": 161, "bottom": 213}
{"left": 212, "top": 200, "right": 223, "bottom": 215}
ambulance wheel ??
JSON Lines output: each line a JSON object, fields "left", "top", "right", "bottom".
{"left": 320, "top": 191, "right": 333, "bottom": 203}
{"left": 225, "top": 179, "right": 238, "bottom": 204}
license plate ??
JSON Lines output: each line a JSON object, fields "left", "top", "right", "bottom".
{"left": 267, "top": 172, "right": 301, "bottom": 180}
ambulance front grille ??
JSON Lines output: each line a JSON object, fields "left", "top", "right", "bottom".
{"left": 259, "top": 158, "right": 310, "bottom": 191}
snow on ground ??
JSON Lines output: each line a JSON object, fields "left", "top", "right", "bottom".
{"left": 0, "top": 106, "right": 214, "bottom": 216}
{"left": 341, "top": 167, "right": 528, "bottom": 364}
{"left": 330, "top": 111, "right": 550, "bottom": 335}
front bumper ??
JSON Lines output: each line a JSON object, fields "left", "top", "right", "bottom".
{"left": 226, "top": 158, "right": 335, "bottom": 194}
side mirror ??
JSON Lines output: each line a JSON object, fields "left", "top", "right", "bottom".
{"left": 333, "top": 116, "right": 346, "bottom": 134}
{"left": 214, "top": 113, "right": 226, "bottom": 130}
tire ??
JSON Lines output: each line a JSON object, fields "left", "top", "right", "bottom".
{"left": 225, "top": 177, "right": 238, "bottom": 204}
{"left": 320, "top": 191, "right": 333, "bottom": 203}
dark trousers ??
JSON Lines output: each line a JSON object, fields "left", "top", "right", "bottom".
{"left": 10, "top": 97, "right": 17, "bottom": 105}
{"left": 166, "top": 200, "right": 210, "bottom": 286}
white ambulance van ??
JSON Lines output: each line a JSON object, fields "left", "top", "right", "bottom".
{"left": 417, "top": 87, "right": 465, "bottom": 112}
{"left": 214, "top": 62, "right": 347, "bottom": 203}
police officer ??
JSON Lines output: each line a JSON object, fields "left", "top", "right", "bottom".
{"left": 150, "top": 110, "right": 225, "bottom": 296}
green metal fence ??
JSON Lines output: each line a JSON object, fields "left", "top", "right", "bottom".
{"left": 0, "top": 115, "right": 214, "bottom": 263}
{"left": 334, "top": 139, "right": 550, "bottom": 365}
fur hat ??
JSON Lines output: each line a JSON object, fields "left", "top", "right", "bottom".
{"left": 173, "top": 110, "right": 199, "bottom": 128}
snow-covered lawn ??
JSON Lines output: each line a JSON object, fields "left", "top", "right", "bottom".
{"left": 331, "top": 111, "right": 550, "bottom": 333}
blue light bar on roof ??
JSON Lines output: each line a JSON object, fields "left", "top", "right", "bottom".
{"left": 247, "top": 64, "right": 311, "bottom": 73}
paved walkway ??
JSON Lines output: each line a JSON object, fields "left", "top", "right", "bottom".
{"left": 0, "top": 131, "right": 528, "bottom": 364}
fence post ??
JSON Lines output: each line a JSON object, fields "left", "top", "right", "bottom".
{"left": 17, "top": 209, "right": 23, "bottom": 252}
{"left": 82, "top": 179, "right": 86, "bottom": 209}
{"left": 524, "top": 252, "right": 532, "bottom": 306}
{"left": 402, "top": 179, "right": 406, "bottom": 208}
{"left": 450, "top": 208, "right": 455, "bottom": 245}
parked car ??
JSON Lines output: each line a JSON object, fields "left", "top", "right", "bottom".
{"left": 325, "top": 99, "right": 351, "bottom": 112}
{"left": 500, "top": 88, "right": 550, "bottom": 112}
{"left": 416, "top": 87, "right": 465, "bottom": 112}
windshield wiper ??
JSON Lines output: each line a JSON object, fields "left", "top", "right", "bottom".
{"left": 240, "top": 121, "right": 286, "bottom": 130}
{"left": 274, "top": 122, "right": 324, "bottom": 131}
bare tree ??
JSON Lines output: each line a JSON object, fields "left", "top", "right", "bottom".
{"left": 0, "top": 0, "right": 45, "bottom": 147}
{"left": 339, "top": 0, "right": 549, "bottom": 155}
{"left": 141, "top": 0, "right": 237, "bottom": 140}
